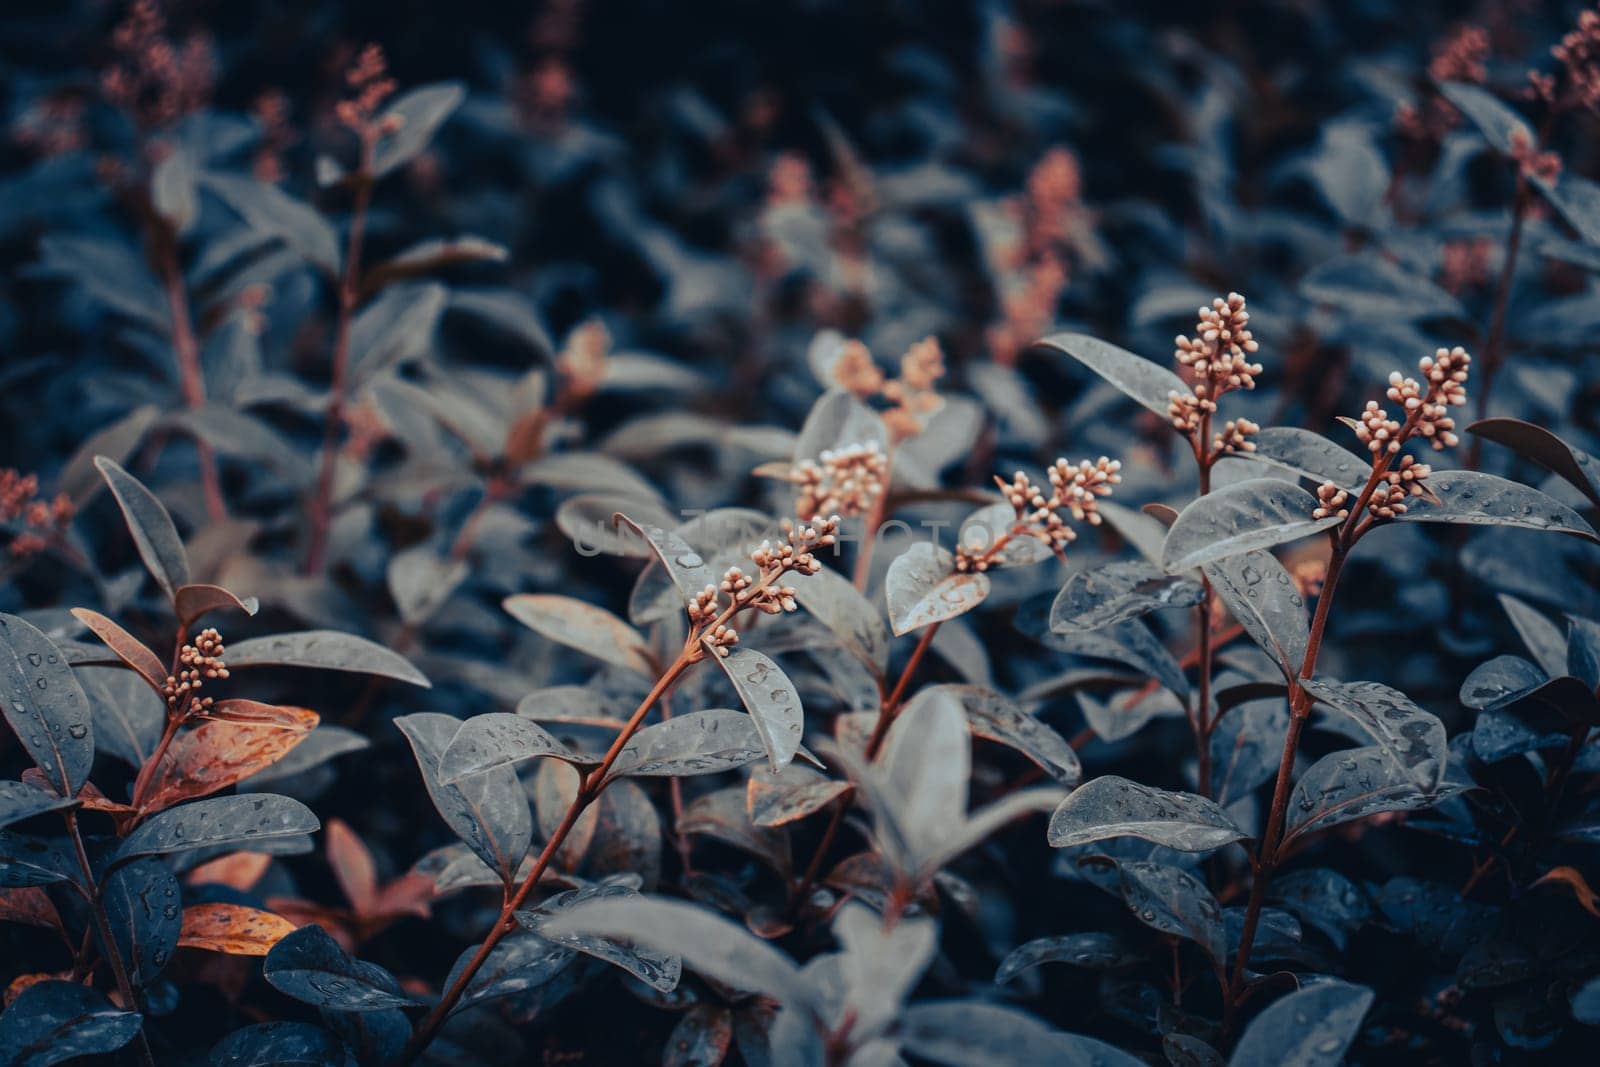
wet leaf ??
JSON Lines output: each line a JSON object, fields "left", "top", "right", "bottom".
{"left": 612, "top": 513, "right": 715, "bottom": 606}
{"left": 502, "top": 594, "right": 655, "bottom": 676}
{"left": 680, "top": 787, "right": 789, "bottom": 876}
{"left": 1034, "top": 333, "right": 1189, "bottom": 419}
{"left": 540, "top": 895, "right": 812, "bottom": 1006}
{"left": 0, "top": 782, "right": 75, "bottom": 832}
{"left": 931, "top": 684, "right": 1081, "bottom": 785}
{"left": 1162, "top": 480, "right": 1341, "bottom": 573}
{"left": 208, "top": 1021, "right": 348, "bottom": 1066}
{"left": 1048, "top": 776, "right": 1247, "bottom": 851}
{"left": 520, "top": 881, "right": 682, "bottom": 992}
{"left": 395, "top": 713, "right": 532, "bottom": 885}
{"left": 0, "top": 981, "right": 141, "bottom": 1066}
{"left": 0, "top": 832, "right": 78, "bottom": 889}
{"left": 177, "top": 902, "right": 297, "bottom": 955}
{"left": 447, "top": 934, "right": 573, "bottom": 1014}
{"left": 142, "top": 701, "right": 319, "bottom": 808}
{"left": 1052, "top": 563, "right": 1205, "bottom": 635}
{"left": 885, "top": 543, "right": 990, "bottom": 636}
{"left": 745, "top": 764, "right": 850, "bottom": 827}
{"left": 115, "top": 794, "right": 320, "bottom": 864}
{"left": 1242, "top": 427, "right": 1371, "bottom": 489}
{"left": 610, "top": 709, "right": 767, "bottom": 781}
{"left": 706, "top": 648, "right": 804, "bottom": 772}
{"left": 241, "top": 725, "right": 369, "bottom": 789}
{"left": 1459, "top": 655, "right": 1546, "bottom": 711}
{"left": 1500, "top": 594, "right": 1569, "bottom": 677}
{"left": 1268, "top": 869, "right": 1372, "bottom": 951}
{"left": 1468, "top": 418, "right": 1600, "bottom": 509}
{"left": 995, "top": 932, "right": 1138, "bottom": 983}
{"left": 1391, "top": 471, "right": 1599, "bottom": 543}
{"left": 1285, "top": 746, "right": 1460, "bottom": 845}
{"left": 225, "top": 631, "right": 430, "bottom": 686}
{"left": 435, "top": 712, "right": 585, "bottom": 784}
{"left": 0, "top": 613, "right": 94, "bottom": 799}
{"left": 263, "top": 924, "right": 420, "bottom": 1012}
{"left": 1205, "top": 550, "right": 1309, "bottom": 677}
{"left": 102, "top": 859, "right": 182, "bottom": 984}
{"left": 1228, "top": 981, "right": 1373, "bottom": 1066}
{"left": 787, "top": 564, "right": 889, "bottom": 676}
{"left": 1110, "top": 860, "right": 1227, "bottom": 965}
{"left": 1300, "top": 677, "right": 1447, "bottom": 790}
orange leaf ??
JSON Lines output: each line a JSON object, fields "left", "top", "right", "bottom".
{"left": 263, "top": 898, "right": 358, "bottom": 950}
{"left": 1533, "top": 865, "right": 1600, "bottom": 918}
{"left": 141, "top": 703, "right": 318, "bottom": 810}
{"left": 173, "top": 583, "right": 258, "bottom": 628}
{"left": 177, "top": 903, "right": 297, "bottom": 956}
{"left": 186, "top": 851, "right": 272, "bottom": 891}
{"left": 70, "top": 608, "right": 168, "bottom": 692}
{"left": 0, "top": 888, "right": 63, "bottom": 932}
{"left": 4, "top": 971, "right": 71, "bottom": 1008}
{"left": 326, "top": 819, "right": 378, "bottom": 915}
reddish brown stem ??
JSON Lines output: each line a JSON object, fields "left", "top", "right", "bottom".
{"left": 1466, "top": 173, "right": 1530, "bottom": 471}
{"left": 62, "top": 813, "right": 156, "bottom": 1067}
{"left": 303, "top": 157, "right": 376, "bottom": 575}
{"left": 852, "top": 456, "right": 894, "bottom": 592}
{"left": 399, "top": 654, "right": 691, "bottom": 1063}
{"left": 1193, "top": 424, "right": 1217, "bottom": 798}
{"left": 153, "top": 227, "right": 225, "bottom": 523}
{"left": 787, "top": 621, "right": 941, "bottom": 916}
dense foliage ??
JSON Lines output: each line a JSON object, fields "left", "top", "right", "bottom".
{"left": 3, "top": 0, "right": 1600, "bottom": 1063}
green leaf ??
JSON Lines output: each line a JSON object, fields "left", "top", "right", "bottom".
{"left": 1047, "top": 776, "right": 1248, "bottom": 851}
{"left": 94, "top": 456, "right": 190, "bottom": 601}
{"left": 1162, "top": 479, "right": 1341, "bottom": 572}
{"left": 0, "top": 614, "right": 94, "bottom": 798}
{"left": 1034, "top": 333, "right": 1189, "bottom": 419}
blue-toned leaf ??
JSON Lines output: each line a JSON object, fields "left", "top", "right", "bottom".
{"left": 264, "top": 925, "right": 420, "bottom": 1013}
{"left": 0, "top": 614, "right": 94, "bottom": 798}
